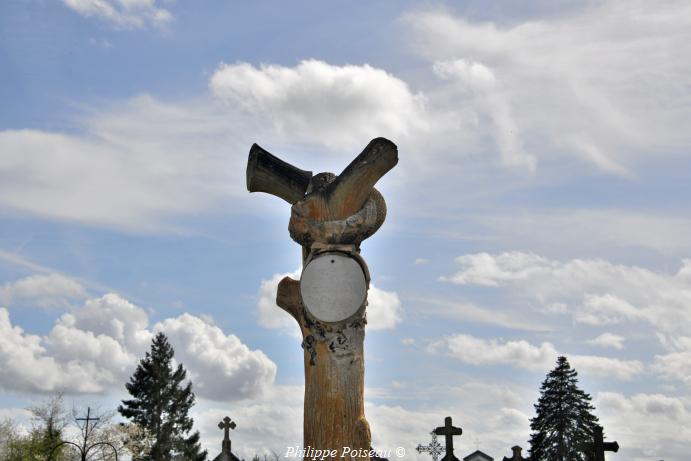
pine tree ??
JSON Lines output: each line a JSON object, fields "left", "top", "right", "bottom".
{"left": 118, "top": 332, "right": 207, "bottom": 461}
{"left": 529, "top": 356, "right": 599, "bottom": 461}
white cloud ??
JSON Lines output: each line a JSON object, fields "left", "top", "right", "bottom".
{"left": 433, "top": 59, "right": 535, "bottom": 171}
{"left": 256, "top": 269, "right": 302, "bottom": 337}
{"left": 0, "top": 294, "right": 276, "bottom": 399}
{"left": 576, "top": 294, "right": 642, "bottom": 326}
{"left": 570, "top": 355, "right": 643, "bottom": 381}
{"left": 366, "top": 284, "right": 403, "bottom": 330}
{"left": 432, "top": 334, "right": 556, "bottom": 371}
{"left": 433, "top": 333, "right": 643, "bottom": 380}
{"left": 194, "top": 385, "right": 304, "bottom": 459}
{"left": 156, "top": 314, "right": 277, "bottom": 401}
{"left": 0, "top": 96, "right": 247, "bottom": 231}
{"left": 652, "top": 351, "right": 691, "bottom": 385}
{"left": 404, "top": 1, "right": 691, "bottom": 175}
{"left": 588, "top": 333, "right": 625, "bottom": 350}
{"left": 442, "top": 252, "right": 691, "bottom": 352}
{"left": 0, "top": 307, "right": 108, "bottom": 393}
{"left": 596, "top": 391, "right": 691, "bottom": 460}
{"left": 210, "top": 60, "right": 427, "bottom": 149}
{"left": 441, "top": 252, "right": 548, "bottom": 286}
{"left": 0, "top": 273, "right": 86, "bottom": 309}
{"left": 62, "top": 0, "right": 173, "bottom": 29}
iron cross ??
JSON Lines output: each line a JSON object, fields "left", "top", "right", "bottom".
{"left": 76, "top": 407, "right": 100, "bottom": 431}
{"left": 416, "top": 432, "right": 444, "bottom": 461}
{"left": 218, "top": 416, "right": 237, "bottom": 441}
{"left": 581, "top": 426, "right": 619, "bottom": 461}
{"left": 502, "top": 445, "right": 529, "bottom": 461}
{"left": 433, "top": 416, "right": 463, "bottom": 461}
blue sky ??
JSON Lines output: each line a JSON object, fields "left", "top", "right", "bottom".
{"left": 2, "top": 1, "right": 691, "bottom": 460}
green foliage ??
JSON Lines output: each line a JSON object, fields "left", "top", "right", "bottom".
{"left": 118, "top": 332, "right": 207, "bottom": 461}
{"left": 529, "top": 356, "right": 600, "bottom": 461}
{"left": 0, "top": 394, "right": 71, "bottom": 461}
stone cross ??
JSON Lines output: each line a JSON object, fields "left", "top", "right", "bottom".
{"left": 502, "top": 445, "right": 529, "bottom": 461}
{"left": 581, "top": 426, "right": 619, "bottom": 461}
{"left": 433, "top": 416, "right": 463, "bottom": 461}
{"left": 416, "top": 432, "right": 444, "bottom": 461}
{"left": 218, "top": 416, "right": 236, "bottom": 453}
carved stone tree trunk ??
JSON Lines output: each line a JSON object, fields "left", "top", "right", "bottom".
{"left": 247, "top": 138, "right": 398, "bottom": 461}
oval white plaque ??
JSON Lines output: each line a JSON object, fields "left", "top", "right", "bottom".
{"left": 300, "top": 253, "right": 367, "bottom": 323}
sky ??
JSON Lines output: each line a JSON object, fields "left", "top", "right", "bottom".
{"left": 1, "top": 0, "right": 691, "bottom": 460}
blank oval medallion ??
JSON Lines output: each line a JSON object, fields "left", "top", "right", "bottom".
{"left": 300, "top": 253, "right": 367, "bottom": 323}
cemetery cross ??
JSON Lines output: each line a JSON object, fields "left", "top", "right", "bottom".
{"left": 434, "top": 416, "right": 463, "bottom": 461}
{"left": 219, "top": 416, "right": 237, "bottom": 452}
{"left": 246, "top": 138, "right": 398, "bottom": 461}
{"left": 417, "top": 432, "right": 444, "bottom": 461}
{"left": 581, "top": 425, "right": 619, "bottom": 461}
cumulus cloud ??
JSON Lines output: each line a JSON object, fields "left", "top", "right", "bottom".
{"left": 596, "top": 391, "right": 691, "bottom": 459}
{"left": 0, "top": 273, "right": 87, "bottom": 309}
{"left": 588, "top": 333, "right": 625, "bottom": 350}
{"left": 156, "top": 314, "right": 277, "bottom": 401}
{"left": 366, "top": 284, "right": 403, "bottom": 330}
{"left": 442, "top": 252, "right": 691, "bottom": 350}
{"left": 0, "top": 294, "right": 275, "bottom": 399}
{"left": 210, "top": 60, "right": 427, "bottom": 149}
{"left": 0, "top": 307, "right": 108, "bottom": 393}
{"left": 256, "top": 270, "right": 402, "bottom": 333}
{"left": 404, "top": 1, "right": 691, "bottom": 175}
{"left": 431, "top": 334, "right": 557, "bottom": 371}
{"left": 62, "top": 0, "right": 173, "bottom": 29}
{"left": 432, "top": 333, "right": 643, "bottom": 380}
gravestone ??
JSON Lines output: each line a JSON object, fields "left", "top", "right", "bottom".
{"left": 247, "top": 138, "right": 398, "bottom": 460}
{"left": 434, "top": 416, "right": 463, "bottom": 461}
{"left": 212, "top": 416, "right": 240, "bottom": 461}
{"left": 501, "top": 445, "right": 528, "bottom": 461}
{"left": 580, "top": 425, "right": 619, "bottom": 461}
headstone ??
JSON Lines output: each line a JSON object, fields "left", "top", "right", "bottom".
{"left": 212, "top": 416, "right": 240, "bottom": 461}
{"left": 417, "top": 432, "right": 445, "bottom": 461}
{"left": 580, "top": 425, "right": 619, "bottom": 461}
{"left": 502, "top": 445, "right": 528, "bottom": 461}
{"left": 434, "top": 416, "right": 463, "bottom": 461}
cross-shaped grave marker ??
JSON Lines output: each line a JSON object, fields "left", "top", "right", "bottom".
{"left": 76, "top": 407, "right": 100, "bottom": 432}
{"left": 581, "top": 425, "right": 619, "bottom": 461}
{"left": 502, "top": 445, "right": 529, "bottom": 461}
{"left": 417, "top": 432, "right": 444, "bottom": 461}
{"left": 212, "top": 416, "right": 240, "bottom": 461}
{"left": 433, "top": 416, "right": 463, "bottom": 461}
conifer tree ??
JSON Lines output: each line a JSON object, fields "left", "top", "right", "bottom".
{"left": 529, "top": 356, "right": 599, "bottom": 461}
{"left": 118, "top": 332, "right": 206, "bottom": 461}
